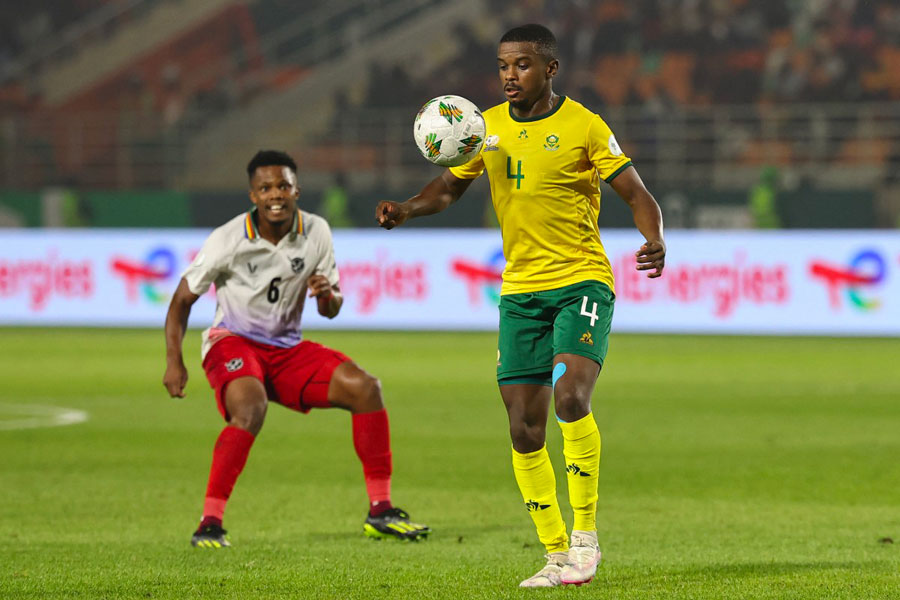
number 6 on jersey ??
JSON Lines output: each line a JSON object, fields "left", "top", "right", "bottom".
{"left": 267, "top": 277, "right": 282, "bottom": 303}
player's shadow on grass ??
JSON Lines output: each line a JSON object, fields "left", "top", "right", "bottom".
{"left": 305, "top": 521, "right": 518, "bottom": 544}
{"left": 661, "top": 561, "right": 862, "bottom": 582}
{"left": 693, "top": 561, "right": 862, "bottom": 575}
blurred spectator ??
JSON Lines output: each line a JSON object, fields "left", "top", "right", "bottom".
{"left": 161, "top": 64, "right": 186, "bottom": 129}
{"left": 319, "top": 173, "right": 353, "bottom": 228}
{"left": 749, "top": 166, "right": 780, "bottom": 229}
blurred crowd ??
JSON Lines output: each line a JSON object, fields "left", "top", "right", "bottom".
{"left": 0, "top": 1, "right": 104, "bottom": 65}
{"left": 543, "top": 0, "right": 900, "bottom": 107}
{"left": 4, "top": 0, "right": 899, "bottom": 117}
{"left": 341, "top": 0, "right": 900, "bottom": 197}
{"left": 0, "top": 0, "right": 160, "bottom": 84}
{"left": 1, "top": 0, "right": 899, "bottom": 193}
{"left": 403, "top": 0, "right": 900, "bottom": 111}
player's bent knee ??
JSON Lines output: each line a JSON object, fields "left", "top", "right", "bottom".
{"left": 330, "top": 364, "right": 384, "bottom": 413}
{"left": 228, "top": 401, "right": 266, "bottom": 434}
{"left": 355, "top": 373, "right": 384, "bottom": 411}
{"left": 509, "top": 422, "right": 546, "bottom": 453}
{"left": 554, "top": 389, "right": 590, "bottom": 422}
{"left": 223, "top": 377, "right": 268, "bottom": 434}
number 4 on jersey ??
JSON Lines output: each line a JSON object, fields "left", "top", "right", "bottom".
{"left": 580, "top": 296, "right": 599, "bottom": 326}
{"left": 506, "top": 157, "right": 524, "bottom": 189}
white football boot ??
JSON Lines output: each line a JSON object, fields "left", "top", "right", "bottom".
{"left": 518, "top": 551, "right": 568, "bottom": 588}
{"left": 560, "top": 530, "right": 601, "bottom": 585}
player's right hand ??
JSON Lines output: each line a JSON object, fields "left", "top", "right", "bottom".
{"left": 163, "top": 361, "right": 188, "bottom": 398}
{"left": 375, "top": 201, "right": 409, "bottom": 229}
{"left": 636, "top": 239, "right": 666, "bottom": 278}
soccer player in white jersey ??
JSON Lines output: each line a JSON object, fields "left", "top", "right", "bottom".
{"left": 163, "top": 150, "right": 429, "bottom": 547}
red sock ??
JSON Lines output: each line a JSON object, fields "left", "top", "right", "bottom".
{"left": 201, "top": 426, "right": 255, "bottom": 524}
{"left": 352, "top": 409, "right": 393, "bottom": 515}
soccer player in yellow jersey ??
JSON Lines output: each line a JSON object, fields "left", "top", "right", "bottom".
{"left": 376, "top": 24, "right": 665, "bottom": 587}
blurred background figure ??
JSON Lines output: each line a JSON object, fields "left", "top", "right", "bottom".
{"left": 320, "top": 172, "right": 353, "bottom": 228}
{"left": 749, "top": 166, "right": 780, "bottom": 229}
{"left": 1, "top": 0, "right": 898, "bottom": 230}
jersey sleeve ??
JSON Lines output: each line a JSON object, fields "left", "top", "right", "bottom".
{"left": 448, "top": 151, "right": 485, "bottom": 180}
{"left": 586, "top": 115, "right": 633, "bottom": 183}
{"left": 181, "top": 229, "right": 228, "bottom": 295}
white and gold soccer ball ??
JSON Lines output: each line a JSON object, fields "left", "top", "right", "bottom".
{"left": 413, "top": 95, "right": 486, "bottom": 167}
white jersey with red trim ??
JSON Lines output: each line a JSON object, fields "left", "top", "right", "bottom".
{"left": 182, "top": 208, "right": 339, "bottom": 359}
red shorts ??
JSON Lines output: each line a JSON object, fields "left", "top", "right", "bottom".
{"left": 202, "top": 335, "right": 350, "bottom": 420}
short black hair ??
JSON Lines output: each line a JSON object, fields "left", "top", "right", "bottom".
{"left": 247, "top": 150, "right": 297, "bottom": 180}
{"left": 499, "top": 24, "right": 558, "bottom": 61}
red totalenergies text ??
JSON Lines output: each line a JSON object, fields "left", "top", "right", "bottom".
{"left": 338, "top": 252, "right": 427, "bottom": 313}
{"left": 0, "top": 252, "right": 94, "bottom": 311}
{"left": 614, "top": 252, "right": 789, "bottom": 317}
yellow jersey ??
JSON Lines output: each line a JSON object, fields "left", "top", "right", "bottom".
{"left": 450, "top": 96, "right": 631, "bottom": 295}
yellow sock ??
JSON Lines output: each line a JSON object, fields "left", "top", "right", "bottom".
{"left": 511, "top": 445, "right": 569, "bottom": 553}
{"left": 559, "top": 413, "right": 601, "bottom": 532}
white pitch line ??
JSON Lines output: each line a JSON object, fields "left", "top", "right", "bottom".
{"left": 0, "top": 403, "right": 89, "bottom": 431}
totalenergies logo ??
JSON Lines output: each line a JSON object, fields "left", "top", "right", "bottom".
{"left": 111, "top": 247, "right": 177, "bottom": 304}
{"left": 809, "top": 249, "right": 886, "bottom": 311}
{"left": 451, "top": 248, "right": 504, "bottom": 305}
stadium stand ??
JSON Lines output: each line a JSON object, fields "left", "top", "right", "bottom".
{"left": 1, "top": 0, "right": 899, "bottom": 227}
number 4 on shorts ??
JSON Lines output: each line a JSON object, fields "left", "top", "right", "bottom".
{"left": 580, "top": 296, "right": 599, "bottom": 327}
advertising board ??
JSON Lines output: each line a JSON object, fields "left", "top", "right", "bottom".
{"left": 1, "top": 229, "right": 897, "bottom": 336}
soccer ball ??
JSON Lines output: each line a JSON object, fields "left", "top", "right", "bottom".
{"left": 413, "top": 95, "right": 486, "bottom": 167}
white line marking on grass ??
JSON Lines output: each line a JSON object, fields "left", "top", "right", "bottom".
{"left": 0, "top": 403, "right": 89, "bottom": 431}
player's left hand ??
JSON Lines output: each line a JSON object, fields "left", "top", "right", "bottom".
{"left": 636, "top": 239, "right": 665, "bottom": 278}
{"left": 307, "top": 274, "right": 333, "bottom": 299}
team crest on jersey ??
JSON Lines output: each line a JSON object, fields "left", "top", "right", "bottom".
{"left": 225, "top": 358, "right": 244, "bottom": 372}
{"left": 518, "top": 129, "right": 528, "bottom": 140}
{"left": 290, "top": 257, "right": 305, "bottom": 273}
{"left": 484, "top": 135, "right": 500, "bottom": 151}
{"left": 543, "top": 134, "right": 560, "bottom": 151}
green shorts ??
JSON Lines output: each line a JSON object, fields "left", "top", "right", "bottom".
{"left": 497, "top": 280, "right": 614, "bottom": 385}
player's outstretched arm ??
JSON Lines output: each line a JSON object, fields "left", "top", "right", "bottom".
{"left": 307, "top": 275, "right": 343, "bottom": 319}
{"left": 163, "top": 278, "right": 200, "bottom": 398}
{"left": 610, "top": 166, "right": 666, "bottom": 278}
{"left": 375, "top": 169, "right": 474, "bottom": 229}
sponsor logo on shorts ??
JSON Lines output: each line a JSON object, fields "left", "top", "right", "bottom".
{"left": 225, "top": 358, "right": 244, "bottom": 372}
{"left": 579, "top": 331, "right": 594, "bottom": 346}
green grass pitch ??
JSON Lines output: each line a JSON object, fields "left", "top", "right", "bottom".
{"left": 0, "top": 328, "right": 898, "bottom": 599}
